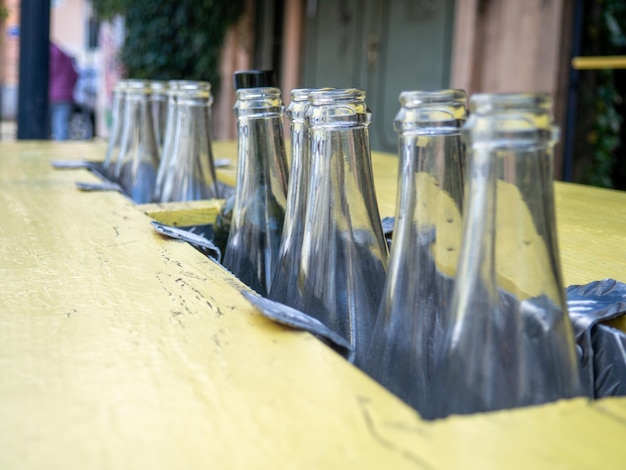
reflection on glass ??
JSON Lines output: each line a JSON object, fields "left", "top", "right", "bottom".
{"left": 222, "top": 85, "right": 289, "bottom": 297}
{"left": 114, "top": 79, "right": 159, "bottom": 204}
{"left": 157, "top": 84, "right": 219, "bottom": 202}
{"left": 360, "top": 90, "right": 467, "bottom": 415}
{"left": 428, "top": 93, "right": 582, "bottom": 420}
{"left": 102, "top": 80, "right": 127, "bottom": 179}
{"left": 293, "top": 88, "right": 389, "bottom": 363}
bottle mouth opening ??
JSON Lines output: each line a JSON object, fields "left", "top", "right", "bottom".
{"left": 290, "top": 88, "right": 320, "bottom": 102}
{"left": 177, "top": 97, "right": 214, "bottom": 107}
{"left": 150, "top": 80, "right": 168, "bottom": 91}
{"left": 124, "top": 79, "right": 152, "bottom": 94}
{"left": 236, "top": 87, "right": 282, "bottom": 100}
{"left": 309, "top": 88, "right": 365, "bottom": 105}
{"left": 177, "top": 88, "right": 212, "bottom": 99}
{"left": 289, "top": 87, "right": 336, "bottom": 103}
{"left": 167, "top": 80, "right": 211, "bottom": 91}
{"left": 399, "top": 89, "right": 467, "bottom": 107}
{"left": 469, "top": 93, "right": 552, "bottom": 114}
{"left": 114, "top": 80, "right": 129, "bottom": 92}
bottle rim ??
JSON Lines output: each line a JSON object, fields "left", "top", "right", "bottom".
{"left": 309, "top": 88, "right": 365, "bottom": 105}
{"left": 114, "top": 80, "right": 129, "bottom": 92}
{"left": 124, "top": 79, "right": 152, "bottom": 95}
{"left": 399, "top": 89, "right": 467, "bottom": 107}
{"left": 290, "top": 88, "right": 321, "bottom": 102}
{"left": 236, "top": 87, "right": 282, "bottom": 100}
{"left": 150, "top": 80, "right": 168, "bottom": 91}
{"left": 469, "top": 93, "right": 552, "bottom": 113}
{"left": 167, "top": 80, "right": 211, "bottom": 90}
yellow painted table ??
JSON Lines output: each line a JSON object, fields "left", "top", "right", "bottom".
{"left": 1, "top": 140, "right": 626, "bottom": 469}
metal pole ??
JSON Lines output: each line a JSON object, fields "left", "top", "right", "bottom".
{"left": 563, "top": 0, "right": 585, "bottom": 182}
{"left": 17, "top": 0, "right": 51, "bottom": 139}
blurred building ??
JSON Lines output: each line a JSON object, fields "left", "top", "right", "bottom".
{"left": 1, "top": 0, "right": 576, "bottom": 176}
{"left": 0, "top": 0, "right": 99, "bottom": 136}
{"left": 264, "top": 0, "right": 575, "bottom": 175}
{"left": 180, "top": 0, "right": 578, "bottom": 177}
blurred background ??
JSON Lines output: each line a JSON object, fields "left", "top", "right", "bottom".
{"left": 0, "top": 0, "right": 624, "bottom": 189}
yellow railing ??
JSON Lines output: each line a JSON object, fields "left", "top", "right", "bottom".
{"left": 572, "top": 55, "right": 626, "bottom": 70}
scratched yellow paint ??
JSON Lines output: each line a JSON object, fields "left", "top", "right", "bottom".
{"left": 141, "top": 199, "right": 225, "bottom": 226}
{"left": 1, "top": 140, "right": 625, "bottom": 469}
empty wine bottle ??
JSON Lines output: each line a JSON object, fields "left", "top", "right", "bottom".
{"left": 222, "top": 71, "right": 289, "bottom": 297}
{"left": 113, "top": 79, "right": 160, "bottom": 203}
{"left": 427, "top": 93, "right": 582, "bottom": 419}
{"left": 157, "top": 84, "right": 219, "bottom": 202}
{"left": 270, "top": 88, "right": 322, "bottom": 306}
{"left": 360, "top": 90, "right": 467, "bottom": 415}
{"left": 153, "top": 80, "right": 212, "bottom": 202}
{"left": 150, "top": 80, "right": 168, "bottom": 156}
{"left": 294, "top": 88, "right": 388, "bottom": 362}
{"left": 102, "top": 80, "right": 127, "bottom": 179}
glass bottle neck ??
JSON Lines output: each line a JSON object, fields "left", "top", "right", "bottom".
{"left": 395, "top": 89, "right": 467, "bottom": 135}
{"left": 465, "top": 93, "right": 558, "bottom": 147}
{"left": 235, "top": 87, "right": 283, "bottom": 117}
{"left": 305, "top": 88, "right": 369, "bottom": 129}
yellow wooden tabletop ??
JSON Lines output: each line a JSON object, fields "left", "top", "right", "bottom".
{"left": 1, "top": 140, "right": 626, "bottom": 469}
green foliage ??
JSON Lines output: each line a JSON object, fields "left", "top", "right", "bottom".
{"left": 1, "top": 4, "right": 8, "bottom": 21}
{"left": 584, "top": 70, "right": 623, "bottom": 187}
{"left": 91, "top": 0, "right": 245, "bottom": 95}
{"left": 576, "top": 0, "right": 626, "bottom": 189}
{"left": 91, "top": 0, "right": 127, "bottom": 20}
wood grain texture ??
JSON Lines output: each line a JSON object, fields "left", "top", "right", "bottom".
{"left": 1, "top": 140, "right": 625, "bottom": 469}
{"left": 449, "top": 0, "right": 575, "bottom": 178}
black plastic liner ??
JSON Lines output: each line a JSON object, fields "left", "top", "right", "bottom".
{"left": 51, "top": 170, "right": 623, "bottom": 401}
{"left": 154, "top": 216, "right": 626, "bottom": 402}
{"left": 567, "top": 279, "right": 626, "bottom": 399}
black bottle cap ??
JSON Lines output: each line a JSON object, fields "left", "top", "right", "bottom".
{"left": 234, "top": 70, "right": 277, "bottom": 89}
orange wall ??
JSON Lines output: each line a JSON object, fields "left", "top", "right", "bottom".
{"left": 1, "top": 0, "right": 85, "bottom": 86}
{"left": 0, "top": 0, "right": 87, "bottom": 119}
{"left": 50, "top": 0, "right": 85, "bottom": 59}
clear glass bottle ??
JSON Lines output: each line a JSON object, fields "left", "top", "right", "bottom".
{"left": 102, "top": 80, "right": 127, "bottom": 179}
{"left": 113, "top": 79, "right": 160, "bottom": 203}
{"left": 150, "top": 80, "right": 168, "bottom": 156}
{"left": 295, "top": 88, "right": 389, "bottom": 362}
{"left": 158, "top": 85, "right": 219, "bottom": 202}
{"left": 427, "top": 93, "right": 582, "bottom": 419}
{"left": 153, "top": 80, "right": 211, "bottom": 202}
{"left": 222, "top": 73, "right": 289, "bottom": 297}
{"left": 154, "top": 80, "right": 181, "bottom": 202}
{"left": 269, "top": 88, "right": 320, "bottom": 306}
{"left": 360, "top": 90, "right": 467, "bottom": 414}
